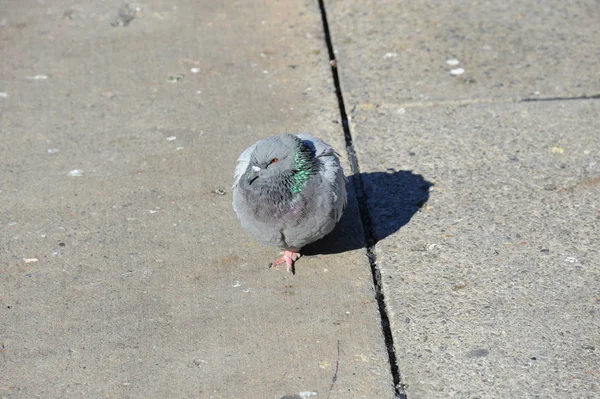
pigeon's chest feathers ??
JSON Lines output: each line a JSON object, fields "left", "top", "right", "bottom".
{"left": 242, "top": 188, "right": 299, "bottom": 226}
{"left": 249, "top": 164, "right": 316, "bottom": 222}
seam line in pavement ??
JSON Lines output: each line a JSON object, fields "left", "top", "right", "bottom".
{"left": 352, "top": 94, "right": 600, "bottom": 110}
{"left": 317, "top": 1, "right": 407, "bottom": 397}
{"left": 520, "top": 94, "right": 600, "bottom": 102}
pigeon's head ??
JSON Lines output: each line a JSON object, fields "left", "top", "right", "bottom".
{"left": 241, "top": 134, "right": 317, "bottom": 195}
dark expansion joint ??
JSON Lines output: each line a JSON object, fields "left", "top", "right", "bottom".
{"left": 317, "top": 1, "right": 407, "bottom": 397}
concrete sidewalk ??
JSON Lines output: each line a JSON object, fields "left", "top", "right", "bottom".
{"left": 1, "top": 0, "right": 599, "bottom": 398}
{"left": 0, "top": 1, "right": 392, "bottom": 397}
{"left": 328, "top": 0, "right": 600, "bottom": 398}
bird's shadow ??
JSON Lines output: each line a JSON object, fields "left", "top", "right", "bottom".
{"left": 303, "top": 170, "right": 432, "bottom": 255}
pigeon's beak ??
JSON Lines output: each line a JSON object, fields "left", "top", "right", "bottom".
{"left": 246, "top": 166, "right": 261, "bottom": 185}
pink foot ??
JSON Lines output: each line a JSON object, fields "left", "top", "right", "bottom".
{"left": 269, "top": 250, "right": 301, "bottom": 274}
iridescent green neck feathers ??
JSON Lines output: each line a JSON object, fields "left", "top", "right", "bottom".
{"left": 291, "top": 144, "right": 316, "bottom": 193}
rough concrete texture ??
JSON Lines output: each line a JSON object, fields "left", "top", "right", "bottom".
{"left": 0, "top": 1, "right": 393, "bottom": 398}
{"left": 328, "top": 0, "right": 600, "bottom": 104}
{"left": 352, "top": 101, "right": 600, "bottom": 398}
{"left": 328, "top": 0, "right": 600, "bottom": 397}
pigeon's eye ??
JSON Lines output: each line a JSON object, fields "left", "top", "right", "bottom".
{"left": 269, "top": 157, "right": 279, "bottom": 165}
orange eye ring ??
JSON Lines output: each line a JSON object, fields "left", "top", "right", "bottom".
{"left": 271, "top": 157, "right": 279, "bottom": 164}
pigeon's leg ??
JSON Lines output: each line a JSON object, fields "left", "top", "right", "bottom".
{"left": 270, "top": 250, "right": 301, "bottom": 274}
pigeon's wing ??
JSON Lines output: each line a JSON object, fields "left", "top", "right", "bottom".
{"left": 296, "top": 134, "right": 347, "bottom": 221}
{"left": 278, "top": 134, "right": 347, "bottom": 249}
{"left": 232, "top": 143, "right": 256, "bottom": 189}
{"left": 296, "top": 133, "right": 334, "bottom": 158}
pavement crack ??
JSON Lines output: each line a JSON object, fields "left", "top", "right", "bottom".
{"left": 327, "top": 340, "right": 341, "bottom": 399}
{"left": 354, "top": 93, "right": 600, "bottom": 110}
{"left": 318, "top": 1, "right": 407, "bottom": 398}
{"left": 520, "top": 93, "right": 600, "bottom": 102}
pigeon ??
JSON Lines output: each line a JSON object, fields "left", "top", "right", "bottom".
{"left": 232, "top": 133, "right": 347, "bottom": 273}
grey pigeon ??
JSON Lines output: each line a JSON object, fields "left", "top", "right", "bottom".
{"left": 232, "top": 133, "right": 347, "bottom": 273}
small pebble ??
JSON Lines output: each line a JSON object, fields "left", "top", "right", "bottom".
{"left": 0, "top": 92, "right": 8, "bottom": 98}
{"left": 190, "top": 68, "right": 200, "bottom": 73}
{"left": 450, "top": 68, "right": 465, "bottom": 76}
{"left": 565, "top": 257, "right": 577, "bottom": 263}
{"left": 213, "top": 188, "right": 226, "bottom": 195}
{"left": 166, "top": 136, "right": 176, "bottom": 141}
{"left": 111, "top": 4, "right": 136, "bottom": 27}
{"left": 446, "top": 58, "right": 460, "bottom": 66}
{"left": 167, "top": 74, "right": 184, "bottom": 83}
{"left": 47, "top": 148, "right": 60, "bottom": 154}
{"left": 383, "top": 52, "right": 398, "bottom": 59}
{"left": 23, "top": 258, "right": 39, "bottom": 263}
{"left": 68, "top": 169, "right": 84, "bottom": 177}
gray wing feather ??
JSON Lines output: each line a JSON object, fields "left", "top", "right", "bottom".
{"left": 296, "top": 133, "right": 347, "bottom": 221}
{"left": 278, "top": 134, "right": 347, "bottom": 249}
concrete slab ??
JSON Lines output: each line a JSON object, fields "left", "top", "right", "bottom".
{"left": 0, "top": 1, "right": 393, "bottom": 397}
{"left": 328, "top": 0, "right": 600, "bottom": 104}
{"left": 326, "top": 1, "right": 600, "bottom": 396}
{"left": 348, "top": 100, "right": 600, "bottom": 398}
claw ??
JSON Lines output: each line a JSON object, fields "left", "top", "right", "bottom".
{"left": 269, "top": 250, "right": 301, "bottom": 274}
